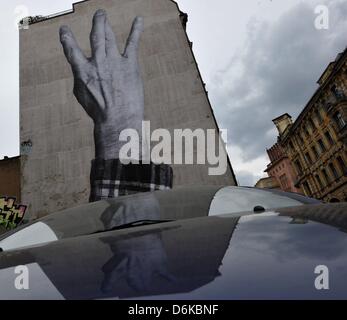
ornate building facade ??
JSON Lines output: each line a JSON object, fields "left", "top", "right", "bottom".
{"left": 255, "top": 176, "right": 279, "bottom": 190}
{"left": 272, "top": 49, "right": 347, "bottom": 202}
{"left": 264, "top": 136, "right": 302, "bottom": 194}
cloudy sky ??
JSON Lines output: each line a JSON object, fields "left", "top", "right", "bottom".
{"left": 0, "top": 0, "right": 346, "bottom": 186}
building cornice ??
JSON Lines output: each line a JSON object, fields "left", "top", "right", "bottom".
{"left": 264, "top": 155, "right": 289, "bottom": 173}
{"left": 281, "top": 47, "right": 347, "bottom": 143}
{"left": 19, "top": 0, "right": 183, "bottom": 27}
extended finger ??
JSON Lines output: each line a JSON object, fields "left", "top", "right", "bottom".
{"left": 59, "top": 25, "right": 87, "bottom": 67}
{"left": 123, "top": 16, "right": 144, "bottom": 58}
{"left": 105, "top": 17, "right": 120, "bottom": 57}
{"left": 90, "top": 9, "right": 107, "bottom": 62}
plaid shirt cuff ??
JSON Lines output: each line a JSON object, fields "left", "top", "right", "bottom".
{"left": 89, "top": 159, "right": 173, "bottom": 202}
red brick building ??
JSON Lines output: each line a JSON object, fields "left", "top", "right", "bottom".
{"left": 0, "top": 156, "right": 21, "bottom": 201}
{"left": 265, "top": 142, "right": 302, "bottom": 194}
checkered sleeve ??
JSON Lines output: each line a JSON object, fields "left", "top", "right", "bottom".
{"left": 89, "top": 159, "right": 173, "bottom": 202}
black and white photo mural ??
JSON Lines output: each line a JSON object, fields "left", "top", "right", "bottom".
{"left": 20, "top": 0, "right": 236, "bottom": 218}
{"left": 60, "top": 9, "right": 173, "bottom": 201}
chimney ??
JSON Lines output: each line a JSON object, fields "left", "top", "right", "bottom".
{"left": 272, "top": 113, "right": 293, "bottom": 136}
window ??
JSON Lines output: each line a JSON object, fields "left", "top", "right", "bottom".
{"left": 318, "top": 105, "right": 325, "bottom": 117}
{"left": 279, "top": 174, "right": 289, "bottom": 190}
{"left": 289, "top": 141, "right": 294, "bottom": 150}
{"left": 326, "top": 102, "right": 333, "bottom": 112}
{"left": 295, "top": 160, "right": 303, "bottom": 175}
{"left": 337, "top": 156, "right": 347, "bottom": 175}
{"left": 309, "top": 119, "right": 316, "bottom": 131}
{"left": 322, "top": 169, "right": 330, "bottom": 185}
{"left": 302, "top": 181, "right": 312, "bottom": 197}
{"left": 324, "top": 131, "right": 334, "bottom": 146}
{"left": 315, "top": 110, "right": 323, "bottom": 124}
{"left": 331, "top": 85, "right": 345, "bottom": 99}
{"left": 298, "top": 134, "right": 305, "bottom": 144}
{"left": 333, "top": 112, "right": 346, "bottom": 130}
{"left": 304, "top": 152, "right": 312, "bottom": 164}
{"left": 311, "top": 146, "right": 319, "bottom": 159}
{"left": 318, "top": 139, "right": 326, "bottom": 153}
{"left": 304, "top": 126, "right": 310, "bottom": 137}
{"left": 321, "top": 99, "right": 331, "bottom": 112}
{"left": 331, "top": 85, "right": 338, "bottom": 98}
{"left": 329, "top": 163, "right": 339, "bottom": 180}
{"left": 315, "top": 174, "right": 324, "bottom": 189}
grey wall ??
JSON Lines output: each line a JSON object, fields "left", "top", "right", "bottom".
{"left": 20, "top": 0, "right": 236, "bottom": 219}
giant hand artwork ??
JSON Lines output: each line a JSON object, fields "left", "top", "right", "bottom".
{"left": 19, "top": 1, "right": 235, "bottom": 218}
{"left": 60, "top": 9, "right": 173, "bottom": 201}
{"left": 59, "top": 9, "right": 145, "bottom": 161}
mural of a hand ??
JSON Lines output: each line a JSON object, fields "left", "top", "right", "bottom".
{"left": 60, "top": 9, "right": 144, "bottom": 159}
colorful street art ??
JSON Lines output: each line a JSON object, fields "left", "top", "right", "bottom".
{"left": 0, "top": 197, "right": 27, "bottom": 230}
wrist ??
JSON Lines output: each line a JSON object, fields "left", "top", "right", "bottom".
{"left": 94, "top": 121, "right": 144, "bottom": 160}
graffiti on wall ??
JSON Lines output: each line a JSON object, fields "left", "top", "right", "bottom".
{"left": 0, "top": 197, "right": 27, "bottom": 230}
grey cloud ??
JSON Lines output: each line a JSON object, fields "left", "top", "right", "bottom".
{"left": 210, "top": 0, "right": 347, "bottom": 162}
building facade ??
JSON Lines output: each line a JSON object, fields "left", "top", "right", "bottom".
{"left": 20, "top": 0, "right": 237, "bottom": 219}
{"left": 0, "top": 156, "right": 21, "bottom": 201}
{"left": 254, "top": 176, "right": 279, "bottom": 190}
{"left": 273, "top": 49, "right": 347, "bottom": 202}
{"left": 264, "top": 138, "right": 302, "bottom": 194}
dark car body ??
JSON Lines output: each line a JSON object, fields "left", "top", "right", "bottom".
{"left": 0, "top": 186, "right": 346, "bottom": 300}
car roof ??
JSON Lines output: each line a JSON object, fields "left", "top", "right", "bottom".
{"left": 0, "top": 185, "right": 321, "bottom": 251}
{"left": 0, "top": 202, "right": 346, "bottom": 300}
